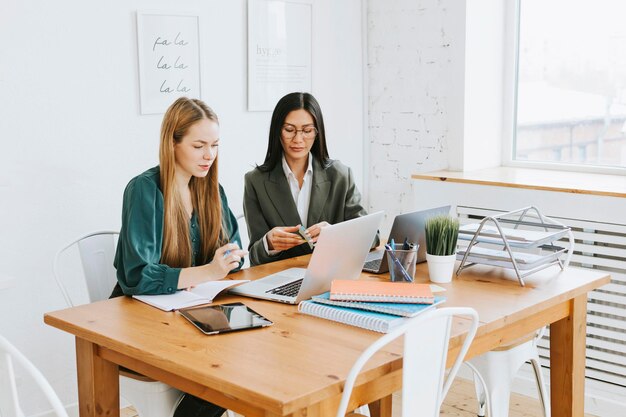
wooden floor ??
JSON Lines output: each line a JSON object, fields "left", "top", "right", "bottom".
{"left": 120, "top": 378, "right": 600, "bottom": 416}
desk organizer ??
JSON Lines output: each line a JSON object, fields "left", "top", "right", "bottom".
{"left": 456, "top": 206, "right": 574, "bottom": 286}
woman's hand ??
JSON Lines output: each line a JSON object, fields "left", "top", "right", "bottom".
{"left": 209, "top": 243, "right": 247, "bottom": 278}
{"left": 267, "top": 225, "right": 304, "bottom": 251}
{"left": 306, "top": 221, "right": 331, "bottom": 243}
{"left": 178, "top": 242, "right": 248, "bottom": 289}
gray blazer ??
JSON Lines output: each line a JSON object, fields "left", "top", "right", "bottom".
{"left": 243, "top": 157, "right": 379, "bottom": 266}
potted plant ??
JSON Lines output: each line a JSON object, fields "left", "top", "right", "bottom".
{"left": 424, "top": 215, "right": 459, "bottom": 283}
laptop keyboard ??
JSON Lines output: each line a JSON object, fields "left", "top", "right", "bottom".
{"left": 266, "top": 279, "right": 304, "bottom": 297}
{"left": 363, "top": 258, "right": 382, "bottom": 271}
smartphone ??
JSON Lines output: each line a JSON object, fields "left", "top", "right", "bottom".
{"left": 297, "top": 225, "right": 315, "bottom": 249}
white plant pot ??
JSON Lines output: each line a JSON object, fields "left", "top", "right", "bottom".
{"left": 426, "top": 253, "right": 456, "bottom": 283}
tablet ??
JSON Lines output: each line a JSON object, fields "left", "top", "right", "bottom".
{"left": 179, "top": 302, "right": 273, "bottom": 335}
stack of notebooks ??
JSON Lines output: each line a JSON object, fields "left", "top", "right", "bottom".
{"left": 298, "top": 280, "right": 445, "bottom": 333}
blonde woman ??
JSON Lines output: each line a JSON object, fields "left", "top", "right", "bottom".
{"left": 112, "top": 97, "right": 246, "bottom": 417}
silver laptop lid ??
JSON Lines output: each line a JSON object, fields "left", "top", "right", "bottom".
{"left": 295, "top": 211, "right": 384, "bottom": 302}
{"left": 229, "top": 211, "right": 383, "bottom": 304}
{"left": 363, "top": 206, "right": 451, "bottom": 274}
{"left": 387, "top": 205, "right": 451, "bottom": 264}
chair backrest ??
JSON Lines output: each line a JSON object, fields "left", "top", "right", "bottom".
{"left": 0, "top": 335, "right": 69, "bottom": 417}
{"left": 235, "top": 213, "right": 250, "bottom": 269}
{"left": 335, "top": 307, "right": 479, "bottom": 417}
{"left": 53, "top": 231, "right": 119, "bottom": 306}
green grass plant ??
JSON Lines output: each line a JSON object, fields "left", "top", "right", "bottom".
{"left": 425, "top": 215, "right": 460, "bottom": 256}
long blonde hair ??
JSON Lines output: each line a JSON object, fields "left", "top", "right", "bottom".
{"left": 159, "top": 97, "right": 224, "bottom": 267}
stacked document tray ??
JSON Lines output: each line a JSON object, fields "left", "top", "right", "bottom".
{"left": 456, "top": 206, "right": 574, "bottom": 286}
{"left": 456, "top": 246, "right": 566, "bottom": 270}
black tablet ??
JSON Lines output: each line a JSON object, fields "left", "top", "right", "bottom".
{"left": 179, "top": 302, "right": 273, "bottom": 335}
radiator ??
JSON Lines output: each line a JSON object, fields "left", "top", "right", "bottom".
{"left": 456, "top": 205, "right": 626, "bottom": 388}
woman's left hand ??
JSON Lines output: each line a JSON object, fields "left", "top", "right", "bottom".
{"left": 306, "top": 221, "right": 331, "bottom": 243}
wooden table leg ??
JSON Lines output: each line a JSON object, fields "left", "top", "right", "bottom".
{"left": 550, "top": 295, "right": 587, "bottom": 417}
{"left": 369, "top": 395, "right": 392, "bottom": 417}
{"left": 76, "top": 338, "right": 119, "bottom": 417}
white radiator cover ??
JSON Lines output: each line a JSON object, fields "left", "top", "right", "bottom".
{"left": 456, "top": 206, "right": 626, "bottom": 388}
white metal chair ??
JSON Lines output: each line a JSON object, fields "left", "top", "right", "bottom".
{"left": 235, "top": 213, "right": 250, "bottom": 269}
{"left": 54, "top": 231, "right": 237, "bottom": 417}
{"left": 467, "top": 327, "right": 550, "bottom": 417}
{"left": 54, "top": 231, "right": 183, "bottom": 417}
{"left": 336, "top": 307, "right": 479, "bottom": 417}
{"left": 0, "top": 334, "right": 69, "bottom": 417}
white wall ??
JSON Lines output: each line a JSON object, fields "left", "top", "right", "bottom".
{"left": 460, "top": 0, "right": 505, "bottom": 171}
{"left": 0, "top": 0, "right": 364, "bottom": 414}
{"left": 367, "top": 0, "right": 508, "bottom": 232}
{"left": 367, "top": 0, "right": 462, "bottom": 233}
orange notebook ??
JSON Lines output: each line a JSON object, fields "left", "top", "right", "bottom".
{"left": 329, "top": 280, "right": 434, "bottom": 304}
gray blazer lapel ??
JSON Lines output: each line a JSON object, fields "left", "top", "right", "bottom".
{"left": 264, "top": 163, "right": 302, "bottom": 226}
{"left": 307, "top": 158, "right": 331, "bottom": 226}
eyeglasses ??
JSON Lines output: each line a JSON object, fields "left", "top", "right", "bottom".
{"left": 281, "top": 125, "right": 318, "bottom": 141}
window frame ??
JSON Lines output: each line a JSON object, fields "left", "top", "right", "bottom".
{"left": 502, "top": 0, "right": 626, "bottom": 175}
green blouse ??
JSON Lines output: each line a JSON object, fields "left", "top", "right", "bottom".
{"left": 114, "top": 166, "right": 241, "bottom": 295}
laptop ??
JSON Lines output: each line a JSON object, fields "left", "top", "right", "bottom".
{"left": 363, "top": 206, "right": 451, "bottom": 273}
{"left": 229, "top": 211, "right": 384, "bottom": 304}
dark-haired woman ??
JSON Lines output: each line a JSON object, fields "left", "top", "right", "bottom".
{"left": 243, "top": 92, "right": 378, "bottom": 266}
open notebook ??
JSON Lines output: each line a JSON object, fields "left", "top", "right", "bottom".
{"left": 133, "top": 280, "right": 249, "bottom": 311}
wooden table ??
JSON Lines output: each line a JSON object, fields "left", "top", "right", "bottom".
{"left": 44, "top": 256, "right": 609, "bottom": 417}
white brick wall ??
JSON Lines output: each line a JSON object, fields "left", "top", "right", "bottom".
{"left": 367, "top": 0, "right": 460, "bottom": 230}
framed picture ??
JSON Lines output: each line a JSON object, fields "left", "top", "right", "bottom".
{"left": 247, "top": 0, "right": 312, "bottom": 111}
{"left": 136, "top": 12, "right": 201, "bottom": 115}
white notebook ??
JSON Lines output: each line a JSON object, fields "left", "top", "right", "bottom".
{"left": 298, "top": 300, "right": 408, "bottom": 333}
{"left": 133, "top": 280, "right": 249, "bottom": 311}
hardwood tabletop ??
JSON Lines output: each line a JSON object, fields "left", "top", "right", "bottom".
{"left": 44, "top": 256, "right": 610, "bottom": 416}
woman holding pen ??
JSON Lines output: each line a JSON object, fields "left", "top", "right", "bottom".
{"left": 243, "top": 92, "right": 379, "bottom": 266}
{"left": 112, "top": 97, "right": 246, "bottom": 417}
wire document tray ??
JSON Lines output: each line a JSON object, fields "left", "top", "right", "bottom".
{"left": 456, "top": 206, "right": 574, "bottom": 286}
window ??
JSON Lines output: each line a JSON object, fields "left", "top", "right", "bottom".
{"left": 513, "top": 0, "right": 626, "bottom": 171}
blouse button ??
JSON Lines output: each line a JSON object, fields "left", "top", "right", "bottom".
{"left": 192, "top": 238, "right": 197, "bottom": 242}
{"left": 167, "top": 287, "right": 173, "bottom": 293}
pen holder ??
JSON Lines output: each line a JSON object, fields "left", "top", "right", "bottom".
{"left": 385, "top": 246, "right": 418, "bottom": 283}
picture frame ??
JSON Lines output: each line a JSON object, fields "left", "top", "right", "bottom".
{"left": 136, "top": 11, "right": 201, "bottom": 115}
{"left": 247, "top": 0, "right": 312, "bottom": 111}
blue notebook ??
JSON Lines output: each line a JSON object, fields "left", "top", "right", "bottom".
{"left": 311, "top": 292, "right": 446, "bottom": 318}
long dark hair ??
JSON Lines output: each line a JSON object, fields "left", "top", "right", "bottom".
{"left": 257, "top": 92, "right": 330, "bottom": 172}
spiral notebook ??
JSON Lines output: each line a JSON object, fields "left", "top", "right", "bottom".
{"left": 298, "top": 300, "right": 407, "bottom": 333}
{"left": 329, "top": 280, "right": 434, "bottom": 304}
